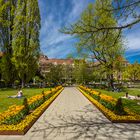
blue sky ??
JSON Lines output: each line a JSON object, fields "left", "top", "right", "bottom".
{"left": 38, "top": 0, "right": 140, "bottom": 63}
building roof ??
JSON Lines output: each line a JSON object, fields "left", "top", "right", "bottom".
{"left": 39, "top": 54, "right": 129, "bottom": 66}
{"left": 45, "top": 59, "right": 74, "bottom": 65}
{"left": 39, "top": 55, "right": 74, "bottom": 65}
{"left": 0, "top": 52, "right": 4, "bottom": 57}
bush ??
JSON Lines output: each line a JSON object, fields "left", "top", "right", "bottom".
{"left": 14, "top": 80, "right": 20, "bottom": 86}
{"left": 114, "top": 98, "right": 127, "bottom": 115}
{"left": 42, "top": 90, "right": 46, "bottom": 101}
{"left": 23, "top": 98, "right": 29, "bottom": 115}
{"left": 97, "top": 92, "right": 101, "bottom": 101}
{"left": 137, "top": 95, "right": 140, "bottom": 98}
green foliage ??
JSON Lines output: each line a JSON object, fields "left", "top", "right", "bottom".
{"left": 97, "top": 92, "right": 101, "bottom": 101}
{"left": 28, "top": 98, "right": 44, "bottom": 111}
{"left": 90, "top": 93, "right": 99, "bottom": 101}
{"left": 42, "top": 90, "right": 46, "bottom": 101}
{"left": 12, "top": 0, "right": 41, "bottom": 87}
{"left": 123, "top": 61, "right": 140, "bottom": 81}
{"left": 0, "top": 0, "right": 41, "bottom": 87}
{"left": 73, "top": 59, "right": 93, "bottom": 84}
{"left": 2, "top": 109, "right": 27, "bottom": 125}
{"left": 45, "top": 64, "right": 63, "bottom": 85}
{"left": 62, "top": 0, "right": 124, "bottom": 89}
{"left": 99, "top": 99, "right": 114, "bottom": 111}
{"left": 0, "top": 54, "right": 17, "bottom": 84}
{"left": 14, "top": 80, "right": 20, "bottom": 86}
{"left": 34, "top": 76, "right": 42, "bottom": 83}
{"left": 23, "top": 97, "right": 29, "bottom": 115}
{"left": 0, "top": 0, "right": 17, "bottom": 85}
{"left": 114, "top": 98, "right": 127, "bottom": 115}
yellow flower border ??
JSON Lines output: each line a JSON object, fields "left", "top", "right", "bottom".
{"left": 78, "top": 87, "right": 140, "bottom": 123}
{"left": 0, "top": 86, "right": 62, "bottom": 123}
{"left": 0, "top": 87, "right": 64, "bottom": 135}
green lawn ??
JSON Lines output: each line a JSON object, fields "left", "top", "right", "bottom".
{"left": 0, "top": 87, "right": 50, "bottom": 112}
{"left": 93, "top": 88, "right": 140, "bottom": 114}
{"left": 94, "top": 88, "right": 140, "bottom": 99}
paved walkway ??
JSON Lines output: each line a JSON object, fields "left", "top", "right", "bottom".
{"left": 1, "top": 87, "right": 140, "bottom": 140}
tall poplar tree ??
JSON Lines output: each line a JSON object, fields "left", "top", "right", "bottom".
{"left": 0, "top": 0, "right": 17, "bottom": 85}
{"left": 12, "top": 0, "right": 41, "bottom": 87}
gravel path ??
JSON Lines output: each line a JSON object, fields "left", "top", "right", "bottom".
{"left": 1, "top": 87, "right": 140, "bottom": 140}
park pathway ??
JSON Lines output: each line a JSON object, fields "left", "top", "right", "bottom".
{"left": 1, "top": 87, "right": 140, "bottom": 140}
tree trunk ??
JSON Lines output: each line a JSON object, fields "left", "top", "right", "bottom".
{"left": 109, "top": 73, "right": 114, "bottom": 90}
{"left": 21, "top": 73, "right": 26, "bottom": 88}
{"left": 106, "top": 64, "right": 114, "bottom": 90}
{"left": 21, "top": 78, "right": 24, "bottom": 88}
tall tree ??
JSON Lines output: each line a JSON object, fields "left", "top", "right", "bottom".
{"left": 124, "top": 62, "right": 140, "bottom": 82}
{"left": 0, "top": 0, "right": 17, "bottom": 85}
{"left": 12, "top": 0, "right": 41, "bottom": 87}
{"left": 45, "top": 64, "right": 63, "bottom": 86}
{"left": 73, "top": 59, "right": 92, "bottom": 84}
{"left": 61, "top": 0, "right": 124, "bottom": 90}
{"left": 104, "top": 0, "right": 140, "bottom": 30}
{"left": 62, "top": 0, "right": 140, "bottom": 33}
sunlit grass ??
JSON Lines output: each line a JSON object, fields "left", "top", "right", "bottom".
{"left": 0, "top": 87, "right": 50, "bottom": 112}
{"left": 93, "top": 88, "right": 140, "bottom": 114}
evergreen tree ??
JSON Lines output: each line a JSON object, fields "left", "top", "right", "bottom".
{"left": 12, "top": 0, "right": 41, "bottom": 87}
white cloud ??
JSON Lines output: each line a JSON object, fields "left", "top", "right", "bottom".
{"left": 39, "top": 0, "right": 140, "bottom": 59}
{"left": 67, "top": 0, "right": 88, "bottom": 23}
{"left": 125, "top": 28, "right": 140, "bottom": 51}
{"left": 40, "top": 19, "right": 72, "bottom": 49}
{"left": 39, "top": 0, "right": 94, "bottom": 58}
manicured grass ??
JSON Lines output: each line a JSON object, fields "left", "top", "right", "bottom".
{"left": 94, "top": 89, "right": 125, "bottom": 99}
{"left": 94, "top": 88, "right": 140, "bottom": 99}
{"left": 93, "top": 88, "right": 140, "bottom": 114}
{"left": 0, "top": 87, "right": 51, "bottom": 112}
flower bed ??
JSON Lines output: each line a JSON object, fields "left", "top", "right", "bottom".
{"left": 0, "top": 86, "right": 63, "bottom": 135}
{"left": 78, "top": 86, "right": 140, "bottom": 123}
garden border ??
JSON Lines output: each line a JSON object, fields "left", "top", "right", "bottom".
{"left": 78, "top": 87, "right": 140, "bottom": 123}
{"left": 0, "top": 87, "right": 64, "bottom": 135}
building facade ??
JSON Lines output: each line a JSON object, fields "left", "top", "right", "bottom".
{"left": 39, "top": 54, "right": 74, "bottom": 76}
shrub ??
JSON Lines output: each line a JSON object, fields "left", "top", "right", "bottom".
{"left": 97, "top": 92, "right": 101, "bottom": 101}
{"left": 42, "top": 90, "right": 46, "bottom": 101}
{"left": 114, "top": 98, "right": 127, "bottom": 115}
{"left": 23, "top": 98, "right": 29, "bottom": 115}
{"left": 14, "top": 80, "right": 20, "bottom": 86}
